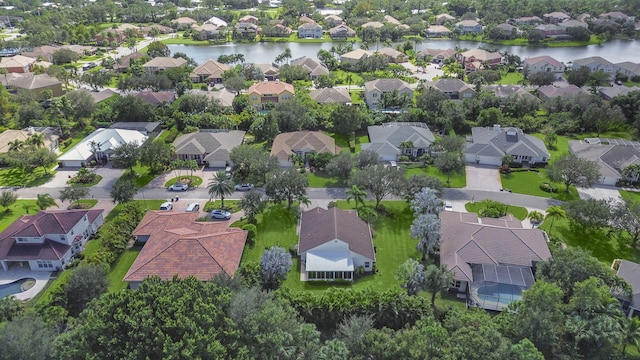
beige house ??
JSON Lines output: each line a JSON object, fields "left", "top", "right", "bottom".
{"left": 172, "top": 130, "right": 245, "bottom": 168}
{"left": 363, "top": 78, "right": 413, "bottom": 110}
{"left": 0, "top": 128, "right": 59, "bottom": 154}
{"left": 0, "top": 55, "right": 36, "bottom": 73}
{"left": 290, "top": 56, "right": 330, "bottom": 80}
{"left": 377, "top": 47, "right": 408, "bottom": 63}
{"left": 324, "top": 15, "right": 343, "bottom": 27}
{"left": 435, "top": 13, "right": 456, "bottom": 24}
{"left": 142, "top": 57, "right": 187, "bottom": 74}
{"left": 190, "top": 59, "right": 231, "bottom": 84}
{"left": 328, "top": 24, "right": 356, "bottom": 39}
{"left": 340, "top": 49, "right": 373, "bottom": 66}
{"left": 271, "top": 131, "right": 337, "bottom": 167}
{"left": 309, "top": 88, "right": 351, "bottom": 104}
{"left": 523, "top": 56, "right": 565, "bottom": 80}
{"left": 1, "top": 73, "right": 63, "bottom": 97}
{"left": 423, "top": 78, "right": 476, "bottom": 99}
{"left": 172, "top": 17, "right": 197, "bottom": 30}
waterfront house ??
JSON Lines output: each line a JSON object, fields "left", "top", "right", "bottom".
{"left": 298, "top": 22, "right": 323, "bottom": 38}
{"left": 523, "top": 56, "right": 565, "bottom": 80}
{"left": 455, "top": 20, "right": 483, "bottom": 34}
{"left": 329, "top": 24, "right": 356, "bottom": 39}
{"left": 425, "top": 25, "right": 451, "bottom": 37}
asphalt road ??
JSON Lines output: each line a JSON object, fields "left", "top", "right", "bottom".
{"left": 14, "top": 185, "right": 562, "bottom": 211}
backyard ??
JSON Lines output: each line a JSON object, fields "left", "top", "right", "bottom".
{"left": 239, "top": 201, "right": 466, "bottom": 308}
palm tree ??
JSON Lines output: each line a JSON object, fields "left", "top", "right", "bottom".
{"left": 424, "top": 264, "right": 455, "bottom": 308}
{"left": 346, "top": 185, "right": 367, "bottom": 210}
{"left": 7, "top": 139, "right": 23, "bottom": 152}
{"left": 528, "top": 210, "right": 544, "bottom": 226}
{"left": 28, "top": 133, "right": 45, "bottom": 148}
{"left": 207, "top": 170, "right": 234, "bottom": 208}
{"left": 412, "top": 37, "right": 423, "bottom": 53}
{"left": 345, "top": 73, "right": 353, "bottom": 93}
{"left": 400, "top": 141, "right": 414, "bottom": 157}
{"left": 620, "top": 317, "right": 640, "bottom": 354}
{"left": 36, "top": 193, "right": 58, "bottom": 210}
{"left": 544, "top": 205, "right": 566, "bottom": 233}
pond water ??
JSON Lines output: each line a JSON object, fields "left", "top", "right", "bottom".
{"left": 0, "top": 277, "right": 34, "bottom": 298}
{"left": 168, "top": 39, "right": 640, "bottom": 65}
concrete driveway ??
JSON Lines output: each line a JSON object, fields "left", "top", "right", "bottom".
{"left": 577, "top": 185, "right": 622, "bottom": 202}
{"left": 464, "top": 165, "right": 503, "bottom": 191}
{"left": 44, "top": 166, "right": 125, "bottom": 189}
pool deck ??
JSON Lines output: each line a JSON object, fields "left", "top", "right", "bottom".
{"left": 0, "top": 269, "right": 52, "bottom": 301}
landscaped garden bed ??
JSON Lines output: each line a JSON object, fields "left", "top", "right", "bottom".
{"left": 164, "top": 175, "right": 203, "bottom": 188}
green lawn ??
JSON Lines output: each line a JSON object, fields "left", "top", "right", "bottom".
{"left": 164, "top": 175, "right": 203, "bottom": 188}
{"left": 130, "top": 163, "right": 156, "bottom": 188}
{"left": 0, "top": 200, "right": 39, "bottom": 232}
{"left": 107, "top": 247, "right": 141, "bottom": 292}
{"left": 349, "top": 90, "right": 364, "bottom": 105}
{"left": 307, "top": 171, "right": 342, "bottom": 188}
{"left": 620, "top": 190, "right": 640, "bottom": 203}
{"left": 532, "top": 133, "right": 569, "bottom": 160}
{"left": 67, "top": 175, "right": 103, "bottom": 187}
{"left": 204, "top": 200, "right": 241, "bottom": 213}
{"left": 59, "top": 133, "right": 89, "bottom": 155}
{"left": 161, "top": 36, "right": 210, "bottom": 45}
{"left": 67, "top": 199, "right": 99, "bottom": 210}
{"left": 0, "top": 167, "right": 55, "bottom": 187}
{"left": 539, "top": 217, "right": 640, "bottom": 265}
{"left": 327, "top": 132, "right": 369, "bottom": 153}
{"left": 403, "top": 164, "right": 466, "bottom": 188}
{"left": 333, "top": 69, "right": 365, "bottom": 86}
{"left": 464, "top": 201, "right": 528, "bottom": 220}
{"left": 496, "top": 72, "right": 524, "bottom": 85}
{"left": 500, "top": 170, "right": 580, "bottom": 201}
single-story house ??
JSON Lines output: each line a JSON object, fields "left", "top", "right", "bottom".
{"left": 513, "top": 16, "right": 543, "bottom": 25}
{"left": 377, "top": 47, "right": 408, "bottom": 63}
{"left": 361, "top": 122, "right": 435, "bottom": 161}
{"left": 614, "top": 260, "right": 640, "bottom": 317}
{"left": 441, "top": 211, "right": 551, "bottom": 311}
{"left": 425, "top": 25, "right": 452, "bottom": 37}
{"left": 60, "top": 44, "right": 97, "bottom": 57}
{"left": 298, "top": 22, "right": 323, "bottom": 38}
{"left": 0, "top": 209, "right": 105, "bottom": 271}
{"left": 599, "top": 86, "right": 640, "bottom": 100}
{"left": 110, "top": 122, "right": 162, "bottom": 137}
{"left": 271, "top": 131, "right": 338, "bottom": 167}
{"left": 254, "top": 63, "right": 279, "bottom": 81}
{"left": 0, "top": 55, "right": 36, "bottom": 73}
{"left": 558, "top": 19, "right": 588, "bottom": 29}
{"left": 423, "top": 78, "right": 476, "bottom": 99}
{"left": 141, "top": 24, "right": 174, "bottom": 36}
{"left": 172, "top": 130, "right": 245, "bottom": 168}
{"left": 309, "top": 87, "right": 351, "bottom": 104}
{"left": 436, "top": 13, "right": 456, "bottom": 24}
{"left": 523, "top": 55, "right": 565, "bottom": 80}
{"left": 457, "top": 49, "right": 502, "bottom": 71}
{"left": 0, "top": 73, "right": 64, "bottom": 97}
{"left": 299, "top": 15, "right": 315, "bottom": 24}
{"left": 123, "top": 211, "right": 247, "bottom": 289}
{"left": 0, "top": 128, "right": 59, "bottom": 154}
{"left": 328, "top": 24, "right": 356, "bottom": 39}
{"left": 361, "top": 21, "right": 385, "bottom": 29}
{"left": 384, "top": 15, "right": 401, "bottom": 26}
{"left": 297, "top": 207, "right": 375, "bottom": 281}
{"left": 114, "top": 52, "right": 145, "bottom": 72}
{"left": 191, "top": 88, "right": 236, "bottom": 107}
{"left": 142, "top": 57, "right": 187, "bottom": 75}
{"left": 600, "top": 11, "right": 629, "bottom": 21}
{"left": 79, "top": 88, "right": 119, "bottom": 103}
{"left": 205, "top": 16, "right": 228, "bottom": 27}
{"left": 239, "top": 15, "right": 259, "bottom": 25}
{"left": 569, "top": 139, "right": 640, "bottom": 185}
{"left": 58, "top": 128, "right": 147, "bottom": 167}
{"left": 324, "top": 15, "right": 343, "bottom": 27}
{"left": 172, "top": 17, "right": 197, "bottom": 30}
{"left": 20, "top": 45, "right": 59, "bottom": 62}
{"left": 133, "top": 91, "right": 177, "bottom": 106}
{"left": 543, "top": 11, "right": 571, "bottom": 23}
{"left": 191, "top": 24, "right": 221, "bottom": 40}
{"left": 537, "top": 85, "right": 586, "bottom": 101}
{"left": 455, "top": 20, "right": 483, "bottom": 34}
{"left": 417, "top": 48, "right": 456, "bottom": 63}
{"left": 465, "top": 125, "right": 550, "bottom": 166}
{"left": 340, "top": 49, "right": 373, "bottom": 66}
{"left": 290, "top": 56, "right": 330, "bottom": 80}
{"left": 363, "top": 78, "right": 413, "bottom": 110}
{"left": 190, "top": 59, "right": 231, "bottom": 84}
{"left": 535, "top": 24, "right": 565, "bottom": 37}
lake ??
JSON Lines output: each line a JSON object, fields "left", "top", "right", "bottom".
{"left": 168, "top": 39, "right": 640, "bottom": 65}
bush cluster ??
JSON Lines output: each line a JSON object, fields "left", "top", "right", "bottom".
{"left": 539, "top": 182, "right": 558, "bottom": 193}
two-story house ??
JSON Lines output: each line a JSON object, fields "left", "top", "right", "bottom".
{"left": 142, "top": 57, "right": 187, "bottom": 75}
{"left": 328, "top": 24, "right": 356, "bottom": 39}
{"left": 523, "top": 56, "right": 566, "bottom": 80}
{"left": 423, "top": 78, "right": 476, "bottom": 99}
{"left": 0, "top": 209, "right": 105, "bottom": 271}
{"left": 572, "top": 56, "right": 616, "bottom": 80}
{"left": 298, "top": 22, "right": 323, "bottom": 38}
{"left": 457, "top": 49, "right": 502, "bottom": 71}
{"left": 363, "top": 78, "right": 413, "bottom": 110}
{"left": 455, "top": 20, "right": 483, "bottom": 34}
{"left": 247, "top": 80, "right": 295, "bottom": 109}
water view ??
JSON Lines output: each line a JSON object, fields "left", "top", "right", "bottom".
{"left": 168, "top": 39, "right": 640, "bottom": 65}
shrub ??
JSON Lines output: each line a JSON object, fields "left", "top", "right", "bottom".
{"left": 328, "top": 201, "right": 337, "bottom": 208}
{"left": 539, "top": 182, "right": 558, "bottom": 193}
{"left": 398, "top": 155, "right": 410, "bottom": 162}
{"left": 475, "top": 199, "right": 507, "bottom": 218}
{"left": 63, "top": 139, "right": 73, "bottom": 148}
{"left": 164, "top": 128, "right": 178, "bottom": 143}
{"left": 242, "top": 224, "right": 257, "bottom": 246}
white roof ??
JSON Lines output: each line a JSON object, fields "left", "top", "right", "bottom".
{"left": 205, "top": 16, "right": 228, "bottom": 27}
{"left": 305, "top": 249, "right": 354, "bottom": 271}
{"left": 58, "top": 128, "right": 147, "bottom": 162}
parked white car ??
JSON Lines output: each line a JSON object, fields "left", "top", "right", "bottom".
{"left": 234, "top": 183, "right": 254, "bottom": 191}
{"left": 168, "top": 183, "right": 189, "bottom": 191}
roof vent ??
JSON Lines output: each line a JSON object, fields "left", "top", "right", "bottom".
{"left": 493, "top": 124, "right": 501, "bottom": 132}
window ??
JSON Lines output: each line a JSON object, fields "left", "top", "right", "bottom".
{"left": 372, "top": 93, "right": 377, "bottom": 97}
{"left": 37, "top": 260, "right": 53, "bottom": 269}
{"left": 70, "top": 230, "right": 74, "bottom": 235}
{"left": 365, "top": 262, "right": 370, "bottom": 268}
{"left": 454, "top": 281, "right": 461, "bottom": 288}
{"left": 252, "top": 96, "right": 258, "bottom": 100}
{"left": 16, "top": 238, "right": 25, "bottom": 242}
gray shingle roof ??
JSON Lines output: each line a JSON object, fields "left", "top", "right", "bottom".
{"left": 309, "top": 88, "right": 351, "bottom": 104}
{"left": 570, "top": 140, "right": 640, "bottom": 178}
{"left": 367, "top": 123, "right": 435, "bottom": 148}
{"left": 616, "top": 260, "right": 640, "bottom": 309}
{"left": 172, "top": 130, "right": 245, "bottom": 163}
{"left": 466, "top": 126, "right": 550, "bottom": 159}
{"left": 364, "top": 78, "right": 411, "bottom": 93}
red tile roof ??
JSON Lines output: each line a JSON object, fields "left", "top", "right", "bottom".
{"left": 5, "top": 239, "right": 70, "bottom": 261}
{"left": 123, "top": 211, "right": 247, "bottom": 282}
{"left": 298, "top": 207, "right": 375, "bottom": 260}
{"left": 248, "top": 80, "right": 294, "bottom": 96}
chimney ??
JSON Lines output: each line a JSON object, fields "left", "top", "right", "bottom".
{"left": 27, "top": 126, "right": 35, "bottom": 135}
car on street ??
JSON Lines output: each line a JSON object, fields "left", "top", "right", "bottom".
{"left": 444, "top": 202, "right": 453, "bottom": 211}
{"left": 210, "top": 209, "right": 231, "bottom": 220}
{"left": 168, "top": 183, "right": 189, "bottom": 191}
{"left": 234, "top": 183, "right": 254, "bottom": 191}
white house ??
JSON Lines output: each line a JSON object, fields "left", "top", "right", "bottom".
{"left": 0, "top": 209, "right": 105, "bottom": 271}
{"left": 361, "top": 122, "right": 435, "bottom": 161}
{"left": 297, "top": 207, "right": 375, "bottom": 281}
{"left": 464, "top": 125, "right": 550, "bottom": 166}
{"left": 58, "top": 128, "right": 148, "bottom": 167}
{"left": 523, "top": 55, "right": 565, "bottom": 80}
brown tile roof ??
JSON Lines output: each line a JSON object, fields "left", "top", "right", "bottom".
{"left": 133, "top": 91, "right": 176, "bottom": 106}
{"left": 0, "top": 73, "right": 61, "bottom": 90}
{"left": 270, "top": 131, "right": 337, "bottom": 161}
{"left": 0, "top": 209, "right": 103, "bottom": 259}
{"left": 124, "top": 211, "right": 247, "bottom": 282}
{"left": 191, "top": 59, "right": 231, "bottom": 80}
{"left": 0, "top": 55, "right": 36, "bottom": 68}
{"left": 309, "top": 87, "right": 351, "bottom": 104}
{"left": 440, "top": 211, "right": 551, "bottom": 283}
{"left": 298, "top": 207, "right": 375, "bottom": 260}
{"left": 142, "top": 56, "right": 187, "bottom": 69}
{"left": 248, "top": 80, "right": 295, "bottom": 96}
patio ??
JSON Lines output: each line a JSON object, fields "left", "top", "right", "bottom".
{"left": 0, "top": 268, "right": 52, "bottom": 301}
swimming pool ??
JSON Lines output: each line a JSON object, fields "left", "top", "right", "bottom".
{"left": 0, "top": 278, "right": 35, "bottom": 298}
{"left": 471, "top": 283, "right": 523, "bottom": 310}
